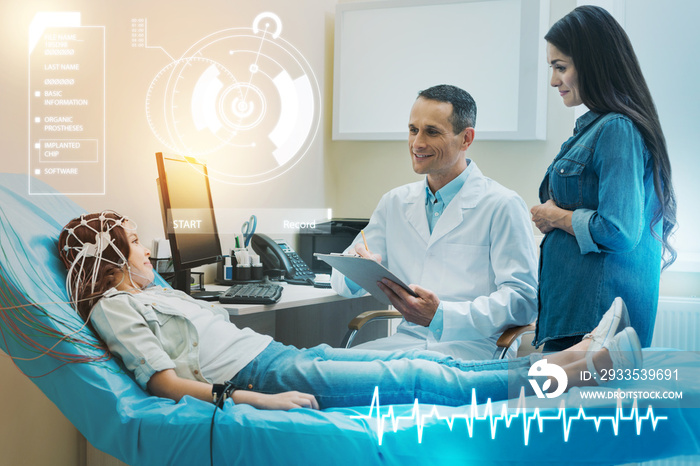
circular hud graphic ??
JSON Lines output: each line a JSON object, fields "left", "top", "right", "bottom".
{"left": 146, "top": 13, "right": 320, "bottom": 185}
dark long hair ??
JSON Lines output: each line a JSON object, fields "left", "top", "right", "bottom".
{"left": 58, "top": 212, "right": 130, "bottom": 321}
{"left": 546, "top": 5, "right": 677, "bottom": 269}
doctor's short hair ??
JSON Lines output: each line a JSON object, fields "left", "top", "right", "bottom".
{"left": 417, "top": 84, "right": 477, "bottom": 134}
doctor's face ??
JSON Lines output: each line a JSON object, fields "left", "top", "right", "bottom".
{"left": 408, "top": 97, "right": 473, "bottom": 191}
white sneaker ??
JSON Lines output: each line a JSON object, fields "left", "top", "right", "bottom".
{"left": 585, "top": 327, "right": 643, "bottom": 385}
{"left": 583, "top": 297, "right": 631, "bottom": 354}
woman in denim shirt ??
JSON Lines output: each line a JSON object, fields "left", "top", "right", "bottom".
{"left": 530, "top": 6, "right": 677, "bottom": 351}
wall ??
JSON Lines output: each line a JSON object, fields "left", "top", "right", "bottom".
{"left": 327, "top": 0, "right": 577, "bottom": 227}
{"left": 0, "top": 0, "right": 332, "bottom": 245}
{"left": 620, "top": 0, "right": 700, "bottom": 296}
{"left": 0, "top": 356, "right": 83, "bottom": 466}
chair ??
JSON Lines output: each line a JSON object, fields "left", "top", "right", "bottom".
{"left": 342, "top": 309, "right": 537, "bottom": 359}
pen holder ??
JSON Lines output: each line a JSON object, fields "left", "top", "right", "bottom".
{"left": 216, "top": 249, "right": 263, "bottom": 283}
{"left": 251, "top": 264, "right": 263, "bottom": 281}
{"left": 235, "top": 264, "right": 251, "bottom": 281}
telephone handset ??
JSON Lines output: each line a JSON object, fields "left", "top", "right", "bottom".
{"left": 250, "top": 233, "right": 316, "bottom": 285}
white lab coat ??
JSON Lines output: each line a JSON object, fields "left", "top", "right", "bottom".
{"left": 331, "top": 161, "right": 538, "bottom": 360}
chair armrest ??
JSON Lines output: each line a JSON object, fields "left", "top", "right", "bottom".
{"left": 348, "top": 309, "right": 403, "bottom": 331}
{"left": 496, "top": 323, "right": 536, "bottom": 349}
{"left": 342, "top": 309, "right": 403, "bottom": 348}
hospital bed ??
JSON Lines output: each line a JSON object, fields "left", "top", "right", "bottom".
{"left": 1, "top": 173, "right": 698, "bottom": 466}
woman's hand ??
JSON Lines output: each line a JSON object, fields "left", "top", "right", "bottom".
{"left": 530, "top": 200, "right": 575, "bottom": 235}
{"left": 234, "top": 390, "right": 320, "bottom": 411}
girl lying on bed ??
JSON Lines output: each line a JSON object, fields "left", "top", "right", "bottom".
{"left": 58, "top": 211, "right": 642, "bottom": 410}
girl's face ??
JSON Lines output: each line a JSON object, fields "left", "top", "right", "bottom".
{"left": 120, "top": 221, "right": 154, "bottom": 290}
{"left": 547, "top": 43, "right": 583, "bottom": 107}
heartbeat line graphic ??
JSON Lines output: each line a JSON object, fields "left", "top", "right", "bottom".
{"left": 351, "top": 387, "right": 668, "bottom": 446}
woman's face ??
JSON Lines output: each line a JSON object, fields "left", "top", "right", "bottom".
{"left": 121, "top": 220, "right": 154, "bottom": 290}
{"left": 547, "top": 43, "right": 583, "bottom": 107}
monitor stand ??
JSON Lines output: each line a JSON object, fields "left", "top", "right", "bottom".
{"left": 172, "top": 269, "right": 221, "bottom": 301}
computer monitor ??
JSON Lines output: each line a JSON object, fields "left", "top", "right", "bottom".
{"left": 155, "top": 152, "right": 223, "bottom": 295}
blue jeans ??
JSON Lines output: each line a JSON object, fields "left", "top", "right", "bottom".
{"left": 542, "top": 334, "right": 584, "bottom": 353}
{"left": 228, "top": 341, "right": 532, "bottom": 409}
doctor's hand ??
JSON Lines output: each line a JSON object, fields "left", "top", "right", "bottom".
{"left": 530, "top": 200, "right": 574, "bottom": 236}
{"left": 377, "top": 279, "right": 439, "bottom": 327}
{"left": 353, "top": 242, "right": 382, "bottom": 263}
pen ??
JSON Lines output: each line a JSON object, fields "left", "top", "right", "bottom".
{"left": 361, "top": 230, "right": 371, "bottom": 254}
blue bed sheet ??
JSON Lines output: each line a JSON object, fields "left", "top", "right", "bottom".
{"left": 1, "top": 173, "right": 698, "bottom": 465}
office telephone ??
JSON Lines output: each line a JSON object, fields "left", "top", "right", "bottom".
{"left": 250, "top": 233, "right": 316, "bottom": 285}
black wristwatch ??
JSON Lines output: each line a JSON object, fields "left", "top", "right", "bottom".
{"left": 212, "top": 383, "right": 235, "bottom": 407}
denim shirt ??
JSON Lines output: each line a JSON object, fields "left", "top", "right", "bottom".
{"left": 535, "top": 111, "right": 662, "bottom": 348}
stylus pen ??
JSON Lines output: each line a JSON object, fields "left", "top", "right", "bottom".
{"left": 361, "top": 230, "right": 371, "bottom": 254}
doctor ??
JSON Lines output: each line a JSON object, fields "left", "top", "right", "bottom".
{"left": 331, "top": 84, "right": 538, "bottom": 360}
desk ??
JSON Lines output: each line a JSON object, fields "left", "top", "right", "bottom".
{"left": 206, "top": 282, "right": 387, "bottom": 349}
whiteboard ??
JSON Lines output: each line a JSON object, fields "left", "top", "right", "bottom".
{"left": 332, "top": 0, "right": 549, "bottom": 140}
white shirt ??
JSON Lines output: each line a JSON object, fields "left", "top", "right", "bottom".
{"left": 331, "top": 161, "right": 538, "bottom": 360}
{"left": 90, "top": 287, "right": 272, "bottom": 388}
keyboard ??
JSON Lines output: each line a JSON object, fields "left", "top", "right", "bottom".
{"left": 218, "top": 282, "right": 283, "bottom": 305}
